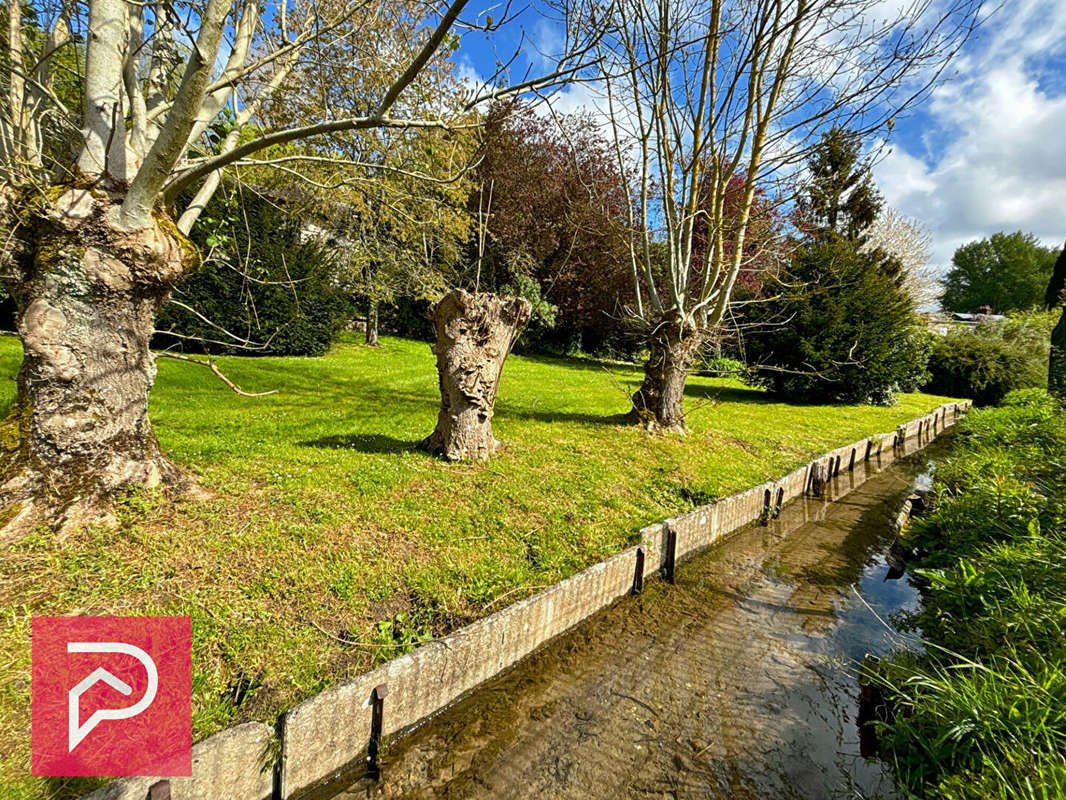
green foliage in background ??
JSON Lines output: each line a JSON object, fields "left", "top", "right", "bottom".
{"left": 155, "top": 188, "right": 353, "bottom": 356}
{"left": 942, "top": 231, "right": 1058, "bottom": 314}
{"left": 875, "top": 390, "right": 1066, "bottom": 800}
{"left": 923, "top": 311, "right": 1055, "bottom": 405}
{"left": 799, "top": 127, "right": 882, "bottom": 243}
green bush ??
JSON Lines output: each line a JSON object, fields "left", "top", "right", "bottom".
{"left": 742, "top": 238, "right": 929, "bottom": 404}
{"left": 1001, "top": 386, "right": 1057, "bottom": 408}
{"left": 155, "top": 189, "right": 353, "bottom": 356}
{"left": 923, "top": 312, "right": 1055, "bottom": 406}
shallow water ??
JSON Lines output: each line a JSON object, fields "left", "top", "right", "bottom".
{"left": 327, "top": 440, "right": 942, "bottom": 800}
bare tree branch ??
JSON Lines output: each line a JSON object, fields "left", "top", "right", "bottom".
{"left": 157, "top": 351, "right": 278, "bottom": 396}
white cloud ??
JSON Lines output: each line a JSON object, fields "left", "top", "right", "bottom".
{"left": 874, "top": 0, "right": 1066, "bottom": 276}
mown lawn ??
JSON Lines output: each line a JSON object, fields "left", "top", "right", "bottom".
{"left": 0, "top": 334, "right": 956, "bottom": 798}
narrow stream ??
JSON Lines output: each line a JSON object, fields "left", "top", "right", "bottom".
{"left": 329, "top": 439, "right": 944, "bottom": 800}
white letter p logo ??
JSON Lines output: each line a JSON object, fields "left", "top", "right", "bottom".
{"left": 67, "top": 642, "right": 158, "bottom": 752}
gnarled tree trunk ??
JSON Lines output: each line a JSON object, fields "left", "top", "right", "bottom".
{"left": 630, "top": 320, "right": 705, "bottom": 433}
{"left": 421, "top": 289, "right": 531, "bottom": 461}
{"left": 0, "top": 186, "right": 198, "bottom": 531}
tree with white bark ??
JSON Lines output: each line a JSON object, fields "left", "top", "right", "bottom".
{"left": 599, "top": 0, "right": 981, "bottom": 432}
{"left": 0, "top": 0, "right": 598, "bottom": 528}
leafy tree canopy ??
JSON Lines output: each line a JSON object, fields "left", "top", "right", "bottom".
{"left": 468, "top": 100, "right": 637, "bottom": 354}
{"left": 1045, "top": 241, "right": 1066, "bottom": 309}
{"left": 942, "top": 231, "right": 1058, "bottom": 313}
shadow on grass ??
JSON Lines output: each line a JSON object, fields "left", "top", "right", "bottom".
{"left": 299, "top": 433, "right": 424, "bottom": 453}
{"left": 498, "top": 408, "right": 633, "bottom": 426}
{"left": 684, "top": 383, "right": 776, "bottom": 405}
{"left": 514, "top": 350, "right": 643, "bottom": 375}
{"left": 45, "top": 777, "right": 106, "bottom": 800}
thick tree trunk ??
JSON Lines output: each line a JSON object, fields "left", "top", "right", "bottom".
{"left": 0, "top": 186, "right": 198, "bottom": 531}
{"left": 365, "top": 298, "right": 379, "bottom": 346}
{"left": 1051, "top": 309, "right": 1066, "bottom": 399}
{"left": 421, "top": 289, "right": 531, "bottom": 461}
{"left": 631, "top": 320, "right": 705, "bottom": 433}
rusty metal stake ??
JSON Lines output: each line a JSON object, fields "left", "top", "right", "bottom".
{"left": 663, "top": 527, "right": 677, "bottom": 584}
{"left": 632, "top": 547, "right": 645, "bottom": 595}
{"left": 147, "top": 781, "right": 171, "bottom": 800}
{"left": 367, "top": 683, "right": 388, "bottom": 780}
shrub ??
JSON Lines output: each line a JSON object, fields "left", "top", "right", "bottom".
{"left": 923, "top": 312, "right": 1054, "bottom": 405}
{"left": 742, "top": 238, "right": 929, "bottom": 404}
{"left": 1001, "top": 386, "right": 1058, "bottom": 409}
{"left": 155, "top": 189, "right": 353, "bottom": 356}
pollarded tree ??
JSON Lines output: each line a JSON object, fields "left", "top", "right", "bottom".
{"left": 0, "top": 0, "right": 597, "bottom": 526}
{"left": 599, "top": 0, "right": 980, "bottom": 432}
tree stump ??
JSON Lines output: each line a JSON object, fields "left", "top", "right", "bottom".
{"left": 420, "top": 289, "right": 532, "bottom": 461}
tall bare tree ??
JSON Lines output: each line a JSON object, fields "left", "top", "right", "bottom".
{"left": 600, "top": 0, "right": 981, "bottom": 432}
{"left": 0, "top": 0, "right": 595, "bottom": 527}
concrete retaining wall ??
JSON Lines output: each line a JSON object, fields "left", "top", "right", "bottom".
{"left": 81, "top": 723, "right": 274, "bottom": 800}
{"left": 81, "top": 400, "right": 970, "bottom": 800}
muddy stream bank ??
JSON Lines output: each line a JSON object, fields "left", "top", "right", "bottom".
{"left": 327, "top": 439, "right": 944, "bottom": 800}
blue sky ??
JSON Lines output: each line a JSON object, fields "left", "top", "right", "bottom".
{"left": 873, "top": 0, "right": 1066, "bottom": 271}
{"left": 453, "top": 0, "right": 1066, "bottom": 276}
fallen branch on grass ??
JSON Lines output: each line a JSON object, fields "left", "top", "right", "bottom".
{"left": 157, "top": 352, "right": 278, "bottom": 398}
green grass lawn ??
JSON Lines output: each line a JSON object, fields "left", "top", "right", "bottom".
{"left": 0, "top": 334, "right": 957, "bottom": 798}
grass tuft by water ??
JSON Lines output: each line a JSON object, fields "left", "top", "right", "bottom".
{"left": 873, "top": 388, "right": 1066, "bottom": 800}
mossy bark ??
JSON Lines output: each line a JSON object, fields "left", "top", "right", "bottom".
{"left": 421, "top": 289, "right": 531, "bottom": 461}
{"left": 631, "top": 320, "right": 705, "bottom": 433}
{"left": 0, "top": 186, "right": 198, "bottom": 531}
